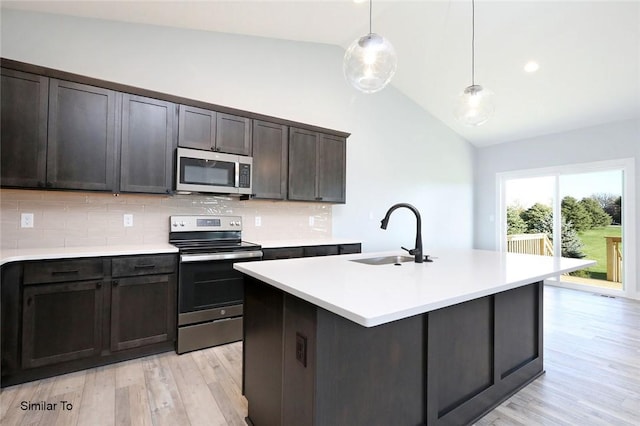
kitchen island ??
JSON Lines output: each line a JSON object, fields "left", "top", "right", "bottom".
{"left": 235, "top": 249, "right": 594, "bottom": 426}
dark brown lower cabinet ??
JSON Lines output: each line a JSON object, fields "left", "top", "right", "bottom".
{"left": 0, "top": 254, "right": 177, "bottom": 387}
{"left": 261, "top": 243, "right": 361, "bottom": 261}
{"left": 243, "top": 277, "right": 543, "bottom": 426}
{"left": 22, "top": 280, "right": 103, "bottom": 369}
{"left": 110, "top": 274, "right": 176, "bottom": 351}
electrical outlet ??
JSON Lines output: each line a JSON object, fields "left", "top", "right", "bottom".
{"left": 123, "top": 214, "right": 134, "bottom": 227}
{"left": 21, "top": 213, "right": 34, "bottom": 228}
{"left": 308, "top": 216, "right": 315, "bottom": 226}
{"left": 255, "top": 216, "right": 262, "bottom": 227}
{"left": 296, "top": 332, "right": 307, "bottom": 367}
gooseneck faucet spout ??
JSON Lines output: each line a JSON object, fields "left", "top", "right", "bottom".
{"left": 380, "top": 203, "right": 424, "bottom": 263}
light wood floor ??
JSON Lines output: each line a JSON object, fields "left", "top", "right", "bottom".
{"left": 2, "top": 285, "right": 639, "bottom": 426}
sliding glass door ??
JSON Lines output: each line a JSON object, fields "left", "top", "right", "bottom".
{"left": 498, "top": 159, "right": 635, "bottom": 297}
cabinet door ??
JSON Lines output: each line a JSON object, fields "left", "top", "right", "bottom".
{"left": 0, "top": 69, "right": 48, "bottom": 188}
{"left": 216, "top": 113, "right": 252, "bottom": 155}
{"left": 252, "top": 120, "right": 288, "bottom": 199}
{"left": 22, "top": 280, "right": 103, "bottom": 368}
{"left": 288, "top": 128, "right": 318, "bottom": 201}
{"left": 47, "top": 79, "right": 116, "bottom": 191}
{"left": 110, "top": 274, "right": 176, "bottom": 352}
{"left": 338, "top": 243, "right": 362, "bottom": 255}
{"left": 178, "top": 104, "right": 216, "bottom": 151}
{"left": 120, "top": 95, "right": 176, "bottom": 194}
{"left": 261, "top": 247, "right": 304, "bottom": 260}
{"left": 317, "top": 134, "right": 346, "bottom": 203}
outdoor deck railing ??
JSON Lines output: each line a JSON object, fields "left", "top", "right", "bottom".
{"left": 605, "top": 236, "right": 623, "bottom": 283}
{"left": 506, "top": 233, "right": 554, "bottom": 256}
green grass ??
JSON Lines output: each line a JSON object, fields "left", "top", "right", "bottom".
{"left": 577, "top": 225, "right": 622, "bottom": 280}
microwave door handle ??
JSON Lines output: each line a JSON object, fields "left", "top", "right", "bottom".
{"left": 235, "top": 161, "right": 240, "bottom": 188}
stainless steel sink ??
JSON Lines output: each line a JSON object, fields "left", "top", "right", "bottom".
{"left": 350, "top": 255, "right": 414, "bottom": 266}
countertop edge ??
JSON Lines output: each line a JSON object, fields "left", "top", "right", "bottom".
{"left": 253, "top": 239, "right": 362, "bottom": 249}
{"left": 0, "top": 244, "right": 179, "bottom": 266}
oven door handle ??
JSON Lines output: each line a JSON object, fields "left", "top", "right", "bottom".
{"left": 180, "top": 250, "right": 263, "bottom": 263}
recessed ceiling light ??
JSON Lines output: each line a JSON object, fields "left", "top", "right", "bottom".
{"left": 524, "top": 61, "right": 540, "bottom": 73}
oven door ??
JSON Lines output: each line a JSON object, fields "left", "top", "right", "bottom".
{"left": 176, "top": 147, "right": 240, "bottom": 193}
{"left": 178, "top": 251, "right": 262, "bottom": 315}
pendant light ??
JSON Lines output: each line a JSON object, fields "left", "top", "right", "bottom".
{"left": 454, "top": 0, "right": 494, "bottom": 126}
{"left": 343, "top": 0, "right": 397, "bottom": 94}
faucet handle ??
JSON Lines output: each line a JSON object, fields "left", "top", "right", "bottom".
{"left": 401, "top": 246, "right": 416, "bottom": 255}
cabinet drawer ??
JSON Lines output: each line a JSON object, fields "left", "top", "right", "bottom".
{"left": 23, "top": 258, "right": 104, "bottom": 285}
{"left": 303, "top": 245, "right": 339, "bottom": 257}
{"left": 338, "top": 243, "right": 362, "bottom": 255}
{"left": 262, "top": 247, "right": 305, "bottom": 260}
{"left": 112, "top": 254, "right": 176, "bottom": 277}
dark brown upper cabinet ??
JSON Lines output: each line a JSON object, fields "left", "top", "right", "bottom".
{"left": 0, "top": 68, "right": 49, "bottom": 188}
{"left": 120, "top": 95, "right": 176, "bottom": 194}
{"left": 288, "top": 128, "right": 346, "bottom": 203}
{"left": 317, "top": 133, "right": 346, "bottom": 203}
{"left": 178, "top": 105, "right": 252, "bottom": 156}
{"left": 47, "top": 79, "right": 117, "bottom": 191}
{"left": 177, "top": 104, "right": 216, "bottom": 151}
{"left": 252, "top": 120, "right": 288, "bottom": 200}
{"left": 216, "top": 112, "right": 252, "bottom": 156}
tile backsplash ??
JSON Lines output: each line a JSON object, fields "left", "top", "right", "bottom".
{"left": 0, "top": 189, "right": 332, "bottom": 250}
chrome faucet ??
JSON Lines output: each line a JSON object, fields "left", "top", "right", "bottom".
{"left": 380, "top": 203, "right": 425, "bottom": 263}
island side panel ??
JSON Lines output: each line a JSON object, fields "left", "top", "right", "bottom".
{"left": 244, "top": 276, "right": 285, "bottom": 426}
{"left": 315, "top": 309, "right": 425, "bottom": 426}
{"left": 426, "top": 281, "right": 544, "bottom": 425}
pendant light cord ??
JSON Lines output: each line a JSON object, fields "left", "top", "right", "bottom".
{"left": 471, "top": 0, "right": 475, "bottom": 86}
{"left": 369, "top": 0, "right": 373, "bottom": 35}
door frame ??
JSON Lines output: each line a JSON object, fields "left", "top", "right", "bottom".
{"left": 496, "top": 158, "right": 636, "bottom": 300}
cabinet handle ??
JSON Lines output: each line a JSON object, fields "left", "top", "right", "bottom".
{"left": 315, "top": 197, "right": 323, "bottom": 201}
{"left": 112, "top": 280, "right": 119, "bottom": 287}
{"left": 96, "top": 282, "right": 102, "bottom": 289}
{"left": 26, "top": 297, "right": 32, "bottom": 306}
{"left": 52, "top": 270, "right": 79, "bottom": 276}
{"left": 134, "top": 264, "right": 156, "bottom": 269}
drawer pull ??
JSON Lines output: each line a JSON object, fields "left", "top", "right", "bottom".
{"left": 134, "top": 264, "right": 156, "bottom": 269}
{"left": 112, "top": 280, "right": 119, "bottom": 287}
{"left": 96, "top": 282, "right": 102, "bottom": 289}
{"left": 51, "top": 270, "right": 79, "bottom": 276}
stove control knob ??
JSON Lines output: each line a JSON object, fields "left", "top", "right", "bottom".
{"left": 172, "top": 222, "right": 178, "bottom": 228}
{"left": 180, "top": 221, "right": 185, "bottom": 227}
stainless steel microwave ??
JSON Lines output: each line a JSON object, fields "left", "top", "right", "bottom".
{"left": 176, "top": 147, "right": 252, "bottom": 195}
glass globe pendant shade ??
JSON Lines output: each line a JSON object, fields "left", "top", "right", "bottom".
{"left": 343, "top": 33, "right": 397, "bottom": 94}
{"left": 454, "top": 84, "right": 495, "bottom": 126}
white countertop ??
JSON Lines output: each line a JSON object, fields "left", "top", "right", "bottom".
{"left": 234, "top": 249, "right": 595, "bottom": 327}
{"left": 254, "top": 238, "right": 361, "bottom": 249}
{"left": 0, "top": 244, "right": 178, "bottom": 266}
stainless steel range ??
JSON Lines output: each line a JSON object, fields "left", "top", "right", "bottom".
{"left": 169, "top": 215, "right": 262, "bottom": 354}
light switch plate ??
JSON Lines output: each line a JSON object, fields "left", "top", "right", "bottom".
{"left": 123, "top": 214, "right": 134, "bottom": 227}
{"left": 21, "top": 213, "right": 34, "bottom": 228}
{"left": 255, "top": 216, "right": 262, "bottom": 227}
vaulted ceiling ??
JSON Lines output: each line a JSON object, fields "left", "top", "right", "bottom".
{"left": 3, "top": 1, "right": 639, "bottom": 147}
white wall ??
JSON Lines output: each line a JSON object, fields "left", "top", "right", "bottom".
{"left": 1, "top": 9, "right": 474, "bottom": 252}
{"left": 474, "top": 119, "right": 640, "bottom": 295}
